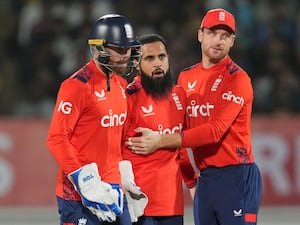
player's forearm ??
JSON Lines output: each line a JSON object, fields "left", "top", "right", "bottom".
{"left": 47, "top": 134, "right": 81, "bottom": 173}
{"left": 158, "top": 133, "right": 182, "bottom": 149}
{"left": 126, "top": 128, "right": 183, "bottom": 155}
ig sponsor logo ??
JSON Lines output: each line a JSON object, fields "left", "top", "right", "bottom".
{"left": 58, "top": 101, "right": 72, "bottom": 114}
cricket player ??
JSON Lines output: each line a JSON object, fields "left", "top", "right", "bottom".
{"left": 125, "top": 9, "right": 263, "bottom": 225}
{"left": 122, "top": 34, "right": 198, "bottom": 225}
{"left": 46, "top": 14, "right": 142, "bottom": 225}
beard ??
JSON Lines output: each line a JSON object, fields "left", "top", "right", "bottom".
{"left": 140, "top": 68, "right": 174, "bottom": 99}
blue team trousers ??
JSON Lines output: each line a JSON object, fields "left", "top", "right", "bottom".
{"left": 57, "top": 195, "right": 131, "bottom": 225}
{"left": 194, "top": 163, "right": 262, "bottom": 225}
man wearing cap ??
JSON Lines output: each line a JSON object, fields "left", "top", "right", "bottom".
{"left": 125, "top": 8, "right": 263, "bottom": 225}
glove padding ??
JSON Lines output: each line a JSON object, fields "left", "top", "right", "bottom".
{"left": 119, "top": 160, "right": 148, "bottom": 222}
{"left": 68, "top": 162, "right": 123, "bottom": 222}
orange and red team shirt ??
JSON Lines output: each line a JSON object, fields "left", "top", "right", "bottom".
{"left": 177, "top": 56, "right": 255, "bottom": 171}
{"left": 47, "top": 59, "right": 127, "bottom": 200}
{"left": 122, "top": 76, "right": 197, "bottom": 216}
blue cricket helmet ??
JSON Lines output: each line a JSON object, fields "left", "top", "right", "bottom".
{"left": 88, "top": 14, "right": 140, "bottom": 48}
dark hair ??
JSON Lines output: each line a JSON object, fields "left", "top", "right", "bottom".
{"left": 137, "top": 34, "right": 168, "bottom": 52}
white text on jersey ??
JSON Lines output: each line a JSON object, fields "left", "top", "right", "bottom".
{"left": 100, "top": 110, "right": 127, "bottom": 127}
{"left": 222, "top": 91, "right": 244, "bottom": 105}
{"left": 186, "top": 100, "right": 214, "bottom": 117}
{"left": 58, "top": 101, "right": 72, "bottom": 114}
{"left": 154, "top": 123, "right": 183, "bottom": 134}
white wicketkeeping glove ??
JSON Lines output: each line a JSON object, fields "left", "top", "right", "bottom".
{"left": 119, "top": 160, "right": 148, "bottom": 222}
{"left": 68, "top": 162, "right": 123, "bottom": 222}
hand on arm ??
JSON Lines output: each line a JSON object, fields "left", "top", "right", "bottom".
{"left": 126, "top": 127, "right": 182, "bottom": 154}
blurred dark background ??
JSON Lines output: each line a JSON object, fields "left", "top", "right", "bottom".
{"left": 1, "top": 0, "right": 299, "bottom": 118}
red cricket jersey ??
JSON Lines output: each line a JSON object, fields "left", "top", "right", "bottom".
{"left": 46, "top": 59, "right": 127, "bottom": 200}
{"left": 178, "top": 56, "right": 254, "bottom": 171}
{"left": 122, "top": 76, "right": 197, "bottom": 216}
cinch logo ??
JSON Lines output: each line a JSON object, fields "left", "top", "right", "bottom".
{"left": 186, "top": 100, "right": 214, "bottom": 117}
{"left": 222, "top": 91, "right": 244, "bottom": 105}
{"left": 100, "top": 110, "right": 127, "bottom": 127}
{"left": 82, "top": 174, "right": 94, "bottom": 182}
{"left": 57, "top": 100, "right": 72, "bottom": 114}
{"left": 154, "top": 123, "right": 183, "bottom": 134}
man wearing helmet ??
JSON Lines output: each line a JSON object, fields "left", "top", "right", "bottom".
{"left": 47, "top": 14, "right": 142, "bottom": 225}
{"left": 88, "top": 14, "right": 141, "bottom": 89}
